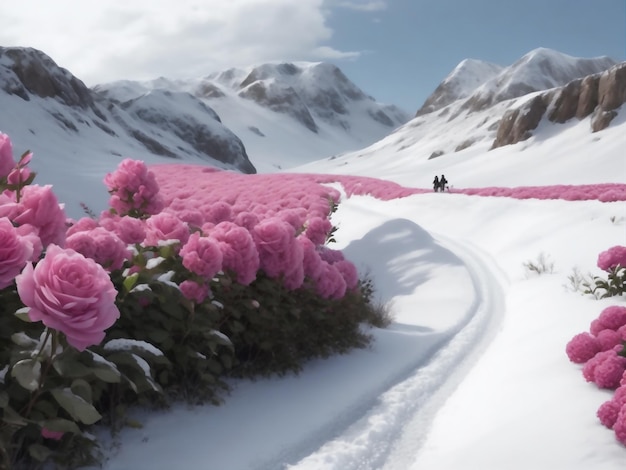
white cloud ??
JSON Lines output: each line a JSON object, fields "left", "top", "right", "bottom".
{"left": 0, "top": 0, "right": 361, "bottom": 85}
{"left": 335, "top": 1, "right": 387, "bottom": 12}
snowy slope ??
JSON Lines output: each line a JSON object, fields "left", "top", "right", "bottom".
{"left": 95, "top": 61, "right": 410, "bottom": 172}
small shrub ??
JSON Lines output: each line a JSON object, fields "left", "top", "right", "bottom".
{"left": 565, "top": 267, "right": 596, "bottom": 295}
{"left": 523, "top": 253, "right": 554, "bottom": 276}
{"left": 584, "top": 266, "right": 626, "bottom": 299}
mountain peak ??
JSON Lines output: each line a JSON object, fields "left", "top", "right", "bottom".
{"left": 0, "top": 46, "right": 94, "bottom": 108}
{"left": 416, "top": 58, "right": 503, "bottom": 116}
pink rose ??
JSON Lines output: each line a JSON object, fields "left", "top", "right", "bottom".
{"left": 104, "top": 159, "right": 164, "bottom": 217}
{"left": 7, "top": 165, "right": 32, "bottom": 186}
{"left": 180, "top": 280, "right": 209, "bottom": 303}
{"left": 180, "top": 232, "right": 223, "bottom": 278}
{"left": 209, "top": 222, "right": 259, "bottom": 285}
{"left": 334, "top": 259, "right": 359, "bottom": 290}
{"left": 0, "top": 133, "right": 15, "bottom": 178}
{"left": 68, "top": 227, "right": 129, "bottom": 271}
{"left": 41, "top": 427, "right": 64, "bottom": 441}
{"left": 66, "top": 217, "right": 99, "bottom": 237}
{"left": 305, "top": 217, "right": 332, "bottom": 245}
{"left": 315, "top": 262, "right": 347, "bottom": 299}
{"left": 598, "top": 246, "right": 626, "bottom": 272}
{"left": 15, "top": 245, "right": 120, "bottom": 351}
{"left": 144, "top": 212, "right": 189, "bottom": 246}
{"left": 12, "top": 184, "right": 67, "bottom": 248}
{"left": 253, "top": 218, "right": 297, "bottom": 278}
{"left": 0, "top": 217, "right": 33, "bottom": 288}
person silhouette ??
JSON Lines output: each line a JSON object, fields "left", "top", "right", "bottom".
{"left": 433, "top": 175, "right": 440, "bottom": 192}
{"left": 440, "top": 174, "right": 448, "bottom": 192}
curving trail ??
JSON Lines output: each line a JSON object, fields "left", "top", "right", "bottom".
{"left": 282, "top": 227, "right": 507, "bottom": 469}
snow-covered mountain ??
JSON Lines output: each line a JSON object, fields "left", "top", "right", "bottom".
{"left": 415, "top": 58, "right": 504, "bottom": 116}
{"left": 95, "top": 61, "right": 410, "bottom": 171}
{"left": 0, "top": 46, "right": 623, "bottom": 217}
{"left": 297, "top": 48, "right": 624, "bottom": 187}
{"left": 0, "top": 46, "right": 256, "bottom": 173}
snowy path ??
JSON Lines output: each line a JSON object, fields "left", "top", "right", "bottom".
{"left": 285, "top": 213, "right": 508, "bottom": 469}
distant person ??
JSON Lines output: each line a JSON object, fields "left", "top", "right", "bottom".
{"left": 433, "top": 175, "right": 440, "bottom": 192}
{"left": 440, "top": 174, "right": 448, "bottom": 192}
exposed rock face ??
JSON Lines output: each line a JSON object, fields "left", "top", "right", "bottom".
{"left": 598, "top": 62, "right": 626, "bottom": 111}
{"left": 0, "top": 47, "right": 94, "bottom": 109}
{"left": 491, "top": 61, "right": 626, "bottom": 148}
{"left": 492, "top": 94, "right": 551, "bottom": 149}
{"left": 576, "top": 75, "right": 601, "bottom": 118}
{"left": 122, "top": 90, "right": 257, "bottom": 173}
{"left": 238, "top": 80, "right": 319, "bottom": 133}
{"left": 225, "top": 62, "right": 406, "bottom": 132}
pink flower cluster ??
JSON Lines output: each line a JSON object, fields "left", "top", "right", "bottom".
{"left": 455, "top": 183, "right": 626, "bottom": 202}
{"left": 597, "top": 246, "right": 626, "bottom": 272}
{"left": 148, "top": 164, "right": 362, "bottom": 296}
{"left": 0, "top": 133, "right": 121, "bottom": 352}
{"left": 566, "top": 304, "right": 626, "bottom": 445}
{"left": 104, "top": 158, "right": 164, "bottom": 217}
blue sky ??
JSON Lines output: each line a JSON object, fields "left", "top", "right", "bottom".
{"left": 326, "top": 0, "right": 626, "bottom": 111}
{"left": 1, "top": 0, "right": 624, "bottom": 113}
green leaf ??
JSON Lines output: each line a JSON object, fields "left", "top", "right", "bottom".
{"left": 11, "top": 332, "right": 38, "bottom": 348}
{"left": 28, "top": 443, "right": 53, "bottom": 462}
{"left": 71, "top": 378, "right": 93, "bottom": 404}
{"left": 0, "top": 391, "right": 9, "bottom": 408}
{"left": 40, "top": 417, "right": 82, "bottom": 435}
{"left": 85, "top": 350, "right": 122, "bottom": 383}
{"left": 2, "top": 404, "right": 28, "bottom": 426}
{"left": 51, "top": 388, "right": 102, "bottom": 425}
{"left": 123, "top": 273, "right": 139, "bottom": 293}
{"left": 33, "top": 398, "right": 57, "bottom": 418}
{"left": 14, "top": 307, "right": 31, "bottom": 322}
{"left": 12, "top": 358, "right": 41, "bottom": 391}
{"left": 53, "top": 354, "right": 93, "bottom": 378}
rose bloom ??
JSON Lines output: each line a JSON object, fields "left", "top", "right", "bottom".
{"left": 180, "top": 279, "right": 209, "bottom": 303}
{"left": 67, "top": 227, "right": 129, "bottom": 271}
{"left": 66, "top": 216, "right": 99, "bottom": 237}
{"left": 209, "top": 221, "right": 259, "bottom": 285}
{"left": 41, "top": 428, "right": 64, "bottom": 441}
{"left": 144, "top": 212, "right": 189, "bottom": 246}
{"left": 0, "top": 132, "right": 15, "bottom": 178}
{"left": 99, "top": 214, "right": 146, "bottom": 245}
{"left": 598, "top": 246, "right": 626, "bottom": 272}
{"left": 180, "top": 232, "right": 223, "bottom": 278}
{"left": 11, "top": 184, "right": 67, "bottom": 248}
{"left": 15, "top": 245, "right": 120, "bottom": 351}
{"left": 0, "top": 217, "right": 33, "bottom": 289}
{"left": 104, "top": 159, "right": 164, "bottom": 217}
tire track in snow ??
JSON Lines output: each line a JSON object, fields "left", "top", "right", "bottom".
{"left": 284, "top": 234, "right": 507, "bottom": 470}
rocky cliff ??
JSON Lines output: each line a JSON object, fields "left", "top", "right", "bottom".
{"left": 492, "top": 61, "right": 626, "bottom": 148}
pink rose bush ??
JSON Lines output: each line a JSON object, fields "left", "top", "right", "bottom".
{"left": 567, "top": 297, "right": 626, "bottom": 445}
{"left": 104, "top": 158, "right": 164, "bottom": 217}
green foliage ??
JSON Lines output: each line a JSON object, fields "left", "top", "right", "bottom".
{"left": 583, "top": 265, "right": 626, "bottom": 299}
{"left": 216, "top": 272, "right": 379, "bottom": 377}
{"left": 0, "top": 313, "right": 161, "bottom": 469}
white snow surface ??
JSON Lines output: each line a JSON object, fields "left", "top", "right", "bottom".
{"left": 1, "top": 53, "right": 625, "bottom": 468}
